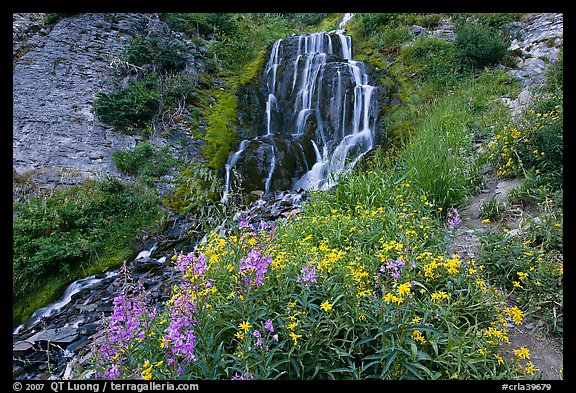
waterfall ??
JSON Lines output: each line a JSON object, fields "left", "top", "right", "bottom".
{"left": 221, "top": 139, "right": 250, "bottom": 204}
{"left": 222, "top": 13, "right": 379, "bottom": 199}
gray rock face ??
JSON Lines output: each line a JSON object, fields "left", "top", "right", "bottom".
{"left": 13, "top": 13, "right": 150, "bottom": 185}
{"left": 502, "top": 13, "right": 563, "bottom": 119}
{"left": 507, "top": 13, "right": 563, "bottom": 88}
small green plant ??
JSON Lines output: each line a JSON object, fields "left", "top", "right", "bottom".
{"left": 479, "top": 197, "right": 507, "bottom": 222}
{"left": 162, "top": 163, "right": 223, "bottom": 216}
{"left": 94, "top": 75, "right": 161, "bottom": 130}
{"left": 111, "top": 141, "right": 175, "bottom": 178}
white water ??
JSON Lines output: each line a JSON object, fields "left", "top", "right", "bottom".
{"left": 338, "top": 13, "right": 355, "bottom": 30}
{"left": 222, "top": 12, "right": 377, "bottom": 198}
{"left": 294, "top": 14, "right": 377, "bottom": 192}
{"left": 13, "top": 270, "right": 118, "bottom": 335}
{"left": 221, "top": 139, "right": 250, "bottom": 204}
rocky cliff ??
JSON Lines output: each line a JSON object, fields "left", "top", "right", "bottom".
{"left": 12, "top": 13, "right": 205, "bottom": 194}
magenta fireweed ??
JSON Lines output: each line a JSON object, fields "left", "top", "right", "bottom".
{"left": 163, "top": 283, "right": 198, "bottom": 367}
{"left": 162, "top": 252, "right": 211, "bottom": 369}
{"left": 96, "top": 288, "right": 157, "bottom": 379}
{"left": 239, "top": 247, "right": 273, "bottom": 288}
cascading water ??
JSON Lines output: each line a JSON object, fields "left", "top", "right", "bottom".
{"left": 223, "top": 13, "right": 380, "bottom": 199}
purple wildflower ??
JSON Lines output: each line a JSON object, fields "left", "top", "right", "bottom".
{"left": 232, "top": 371, "right": 254, "bottom": 380}
{"left": 163, "top": 283, "right": 198, "bottom": 365}
{"left": 297, "top": 265, "right": 317, "bottom": 288}
{"left": 264, "top": 319, "right": 274, "bottom": 333}
{"left": 104, "top": 363, "right": 120, "bottom": 379}
{"left": 97, "top": 287, "right": 156, "bottom": 379}
{"left": 239, "top": 248, "right": 272, "bottom": 288}
{"left": 238, "top": 216, "right": 249, "bottom": 228}
{"left": 378, "top": 257, "right": 408, "bottom": 281}
{"left": 447, "top": 207, "right": 461, "bottom": 230}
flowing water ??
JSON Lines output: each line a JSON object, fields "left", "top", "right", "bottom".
{"left": 222, "top": 13, "right": 379, "bottom": 201}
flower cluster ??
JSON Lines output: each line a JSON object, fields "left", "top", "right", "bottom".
{"left": 161, "top": 252, "right": 212, "bottom": 373}
{"left": 447, "top": 207, "right": 461, "bottom": 230}
{"left": 297, "top": 265, "right": 317, "bottom": 288}
{"left": 239, "top": 248, "right": 273, "bottom": 289}
{"left": 96, "top": 283, "right": 157, "bottom": 379}
{"left": 378, "top": 257, "right": 407, "bottom": 281}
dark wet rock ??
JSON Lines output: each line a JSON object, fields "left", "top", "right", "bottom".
{"left": 66, "top": 336, "right": 90, "bottom": 354}
{"left": 13, "top": 340, "right": 35, "bottom": 356}
{"left": 79, "top": 321, "right": 101, "bottom": 337}
{"left": 130, "top": 257, "right": 164, "bottom": 274}
{"left": 27, "top": 327, "right": 79, "bottom": 345}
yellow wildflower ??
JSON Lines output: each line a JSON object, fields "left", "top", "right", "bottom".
{"left": 397, "top": 282, "right": 412, "bottom": 296}
{"left": 412, "top": 330, "right": 426, "bottom": 344}
{"left": 289, "top": 332, "right": 302, "bottom": 345}
{"left": 320, "top": 301, "right": 333, "bottom": 312}
{"left": 430, "top": 292, "right": 450, "bottom": 302}
{"left": 525, "top": 361, "right": 537, "bottom": 375}
{"left": 141, "top": 360, "right": 153, "bottom": 380}
{"left": 514, "top": 347, "right": 531, "bottom": 359}
{"left": 239, "top": 321, "right": 252, "bottom": 332}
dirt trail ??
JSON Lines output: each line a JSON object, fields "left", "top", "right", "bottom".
{"left": 448, "top": 171, "right": 563, "bottom": 380}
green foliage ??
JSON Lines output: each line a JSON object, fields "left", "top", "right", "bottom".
{"left": 94, "top": 75, "right": 161, "bottom": 130}
{"left": 162, "top": 163, "right": 223, "bottom": 216}
{"left": 454, "top": 21, "right": 510, "bottom": 71}
{"left": 13, "top": 178, "right": 160, "bottom": 325}
{"left": 479, "top": 197, "right": 507, "bottom": 222}
{"left": 400, "top": 38, "right": 459, "bottom": 87}
{"left": 201, "top": 89, "right": 239, "bottom": 170}
{"left": 477, "top": 230, "right": 563, "bottom": 336}
{"left": 485, "top": 90, "right": 563, "bottom": 187}
{"left": 43, "top": 13, "right": 77, "bottom": 24}
{"left": 399, "top": 94, "right": 477, "bottom": 211}
{"left": 111, "top": 141, "right": 175, "bottom": 177}
{"left": 477, "top": 13, "right": 522, "bottom": 30}
{"left": 544, "top": 47, "right": 563, "bottom": 91}
{"left": 122, "top": 35, "right": 188, "bottom": 73}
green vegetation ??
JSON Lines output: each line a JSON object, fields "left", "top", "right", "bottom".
{"left": 111, "top": 140, "right": 175, "bottom": 178}
{"left": 15, "top": 13, "right": 562, "bottom": 380}
{"left": 83, "top": 13, "right": 562, "bottom": 381}
{"left": 454, "top": 20, "right": 511, "bottom": 71}
{"left": 93, "top": 76, "right": 161, "bottom": 130}
{"left": 162, "top": 162, "right": 224, "bottom": 216}
{"left": 13, "top": 178, "right": 161, "bottom": 325}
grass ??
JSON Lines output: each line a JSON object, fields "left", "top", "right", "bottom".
{"left": 12, "top": 178, "right": 161, "bottom": 326}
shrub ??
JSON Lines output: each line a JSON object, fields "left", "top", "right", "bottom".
{"left": 94, "top": 76, "right": 161, "bottom": 129}
{"left": 454, "top": 21, "right": 509, "bottom": 71}
{"left": 112, "top": 141, "right": 175, "bottom": 178}
{"left": 400, "top": 37, "right": 459, "bottom": 87}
